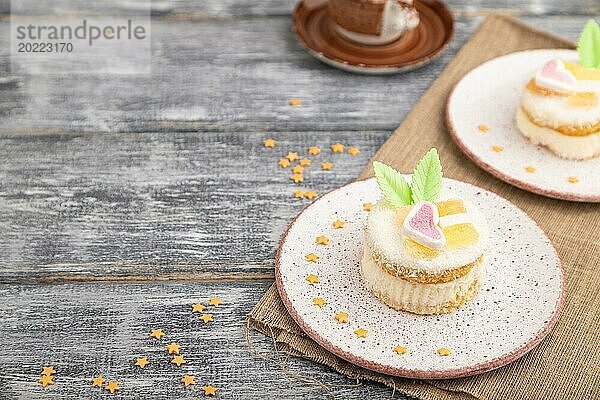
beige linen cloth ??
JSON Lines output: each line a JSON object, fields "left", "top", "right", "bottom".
{"left": 248, "top": 14, "right": 600, "bottom": 399}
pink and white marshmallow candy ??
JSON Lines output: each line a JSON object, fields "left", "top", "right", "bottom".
{"left": 402, "top": 201, "right": 446, "bottom": 250}
{"left": 535, "top": 59, "right": 576, "bottom": 92}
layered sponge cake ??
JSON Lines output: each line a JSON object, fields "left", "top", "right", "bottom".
{"left": 360, "top": 149, "right": 488, "bottom": 315}
{"left": 516, "top": 20, "right": 600, "bottom": 160}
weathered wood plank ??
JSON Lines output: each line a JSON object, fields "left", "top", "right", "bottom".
{"left": 0, "top": 130, "right": 386, "bottom": 283}
{"left": 0, "top": 16, "right": 591, "bottom": 134}
{"left": 0, "top": 281, "right": 410, "bottom": 399}
{"left": 2, "top": 0, "right": 599, "bottom": 17}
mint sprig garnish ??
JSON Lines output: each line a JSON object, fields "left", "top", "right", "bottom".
{"left": 578, "top": 19, "right": 600, "bottom": 69}
{"left": 373, "top": 148, "right": 443, "bottom": 208}
{"left": 373, "top": 161, "right": 412, "bottom": 207}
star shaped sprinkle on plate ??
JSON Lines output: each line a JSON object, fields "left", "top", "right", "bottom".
{"left": 150, "top": 329, "right": 165, "bottom": 339}
{"left": 263, "top": 138, "right": 276, "bottom": 148}
{"left": 568, "top": 176, "right": 579, "bottom": 183}
{"left": 135, "top": 357, "right": 149, "bottom": 368}
{"left": 171, "top": 355, "right": 186, "bottom": 367}
{"left": 321, "top": 162, "right": 333, "bottom": 170}
{"left": 209, "top": 297, "right": 222, "bottom": 307}
{"left": 181, "top": 374, "right": 195, "bottom": 387}
{"left": 203, "top": 385, "right": 218, "bottom": 396}
{"left": 332, "top": 219, "right": 345, "bottom": 229}
{"left": 105, "top": 381, "right": 120, "bottom": 393}
{"left": 291, "top": 165, "right": 304, "bottom": 174}
{"left": 525, "top": 166, "right": 536, "bottom": 173}
{"left": 313, "top": 297, "right": 326, "bottom": 308}
{"left": 290, "top": 174, "right": 303, "bottom": 183}
{"left": 305, "top": 253, "right": 319, "bottom": 262}
{"left": 478, "top": 124, "right": 489, "bottom": 133}
{"left": 289, "top": 98, "right": 301, "bottom": 106}
{"left": 393, "top": 346, "right": 407, "bottom": 355}
{"left": 286, "top": 151, "right": 299, "bottom": 162}
{"left": 200, "top": 313, "right": 214, "bottom": 323}
{"left": 491, "top": 145, "right": 503, "bottom": 153}
{"left": 348, "top": 147, "right": 360, "bottom": 155}
{"left": 39, "top": 375, "right": 54, "bottom": 387}
{"left": 304, "top": 191, "right": 317, "bottom": 200}
{"left": 437, "top": 348, "right": 451, "bottom": 356}
{"left": 41, "top": 366, "right": 56, "bottom": 376}
{"left": 331, "top": 143, "right": 344, "bottom": 153}
{"left": 278, "top": 158, "right": 290, "bottom": 168}
{"left": 363, "top": 202, "right": 373, "bottom": 212}
{"left": 354, "top": 328, "right": 368, "bottom": 338}
{"left": 308, "top": 146, "right": 320, "bottom": 155}
{"left": 192, "top": 303, "right": 206, "bottom": 313}
{"left": 294, "top": 190, "right": 305, "bottom": 199}
{"left": 305, "top": 274, "right": 320, "bottom": 285}
{"left": 299, "top": 158, "right": 311, "bottom": 166}
{"left": 166, "top": 343, "right": 180, "bottom": 355}
{"left": 92, "top": 375, "right": 106, "bottom": 387}
{"left": 315, "top": 235, "right": 329, "bottom": 245}
{"left": 334, "top": 311, "right": 349, "bottom": 323}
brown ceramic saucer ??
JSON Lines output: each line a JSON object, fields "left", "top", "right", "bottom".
{"left": 292, "top": 0, "right": 454, "bottom": 74}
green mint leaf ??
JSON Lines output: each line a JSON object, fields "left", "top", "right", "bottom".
{"left": 373, "top": 161, "right": 413, "bottom": 207}
{"left": 410, "top": 148, "right": 443, "bottom": 203}
{"left": 577, "top": 19, "right": 600, "bottom": 69}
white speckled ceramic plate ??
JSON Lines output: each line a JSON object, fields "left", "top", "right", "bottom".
{"left": 275, "top": 178, "right": 564, "bottom": 379}
{"left": 447, "top": 49, "right": 600, "bottom": 202}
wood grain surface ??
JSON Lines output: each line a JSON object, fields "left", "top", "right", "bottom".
{"left": 1, "top": 0, "right": 598, "bottom": 398}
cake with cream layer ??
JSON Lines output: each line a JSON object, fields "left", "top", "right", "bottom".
{"left": 360, "top": 149, "right": 488, "bottom": 315}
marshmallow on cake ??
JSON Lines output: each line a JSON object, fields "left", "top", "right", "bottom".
{"left": 516, "top": 20, "right": 600, "bottom": 160}
{"left": 360, "top": 149, "right": 488, "bottom": 315}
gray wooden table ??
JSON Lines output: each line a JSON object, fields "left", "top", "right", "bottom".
{"left": 1, "top": 1, "right": 598, "bottom": 398}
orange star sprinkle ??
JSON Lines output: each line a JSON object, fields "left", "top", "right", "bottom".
{"left": 135, "top": 357, "right": 149, "bottom": 368}
{"left": 491, "top": 145, "right": 503, "bottom": 153}
{"left": 92, "top": 375, "right": 106, "bottom": 388}
{"left": 39, "top": 375, "right": 54, "bottom": 387}
{"left": 263, "top": 138, "right": 276, "bottom": 148}
{"left": 331, "top": 143, "right": 344, "bottom": 153}
{"left": 192, "top": 303, "right": 206, "bottom": 313}
{"left": 209, "top": 297, "right": 222, "bottom": 306}
{"left": 308, "top": 146, "right": 321, "bottom": 155}
{"left": 348, "top": 147, "right": 360, "bottom": 155}
{"left": 305, "top": 253, "right": 319, "bottom": 262}
{"left": 171, "top": 355, "right": 186, "bottom": 367}
{"left": 332, "top": 219, "right": 345, "bottom": 229}
{"left": 41, "top": 366, "right": 56, "bottom": 376}
{"left": 334, "top": 311, "right": 349, "bottom": 323}
{"left": 313, "top": 297, "right": 327, "bottom": 308}
{"left": 363, "top": 202, "right": 373, "bottom": 212}
{"left": 304, "top": 191, "right": 318, "bottom": 200}
{"left": 289, "top": 98, "right": 301, "bottom": 106}
{"left": 292, "top": 165, "right": 304, "bottom": 174}
{"left": 568, "top": 176, "right": 579, "bottom": 183}
{"left": 393, "top": 346, "right": 407, "bottom": 355}
{"left": 166, "top": 343, "right": 180, "bottom": 355}
{"left": 305, "top": 274, "right": 320, "bottom": 284}
{"left": 286, "top": 151, "right": 299, "bottom": 162}
{"left": 299, "top": 158, "right": 311, "bottom": 166}
{"left": 525, "top": 166, "right": 536, "bottom": 173}
{"left": 294, "top": 190, "right": 305, "bottom": 199}
{"left": 316, "top": 235, "right": 329, "bottom": 245}
{"left": 321, "top": 162, "right": 333, "bottom": 170}
{"left": 290, "top": 174, "right": 304, "bottom": 183}
{"left": 478, "top": 124, "right": 489, "bottom": 133}
{"left": 203, "top": 385, "right": 218, "bottom": 396}
{"left": 150, "top": 329, "right": 165, "bottom": 339}
{"left": 354, "top": 328, "right": 368, "bottom": 338}
{"left": 278, "top": 158, "right": 291, "bottom": 168}
{"left": 200, "top": 313, "right": 214, "bottom": 323}
{"left": 181, "top": 374, "right": 196, "bottom": 387}
{"left": 437, "top": 348, "right": 451, "bottom": 356}
{"left": 105, "top": 381, "right": 120, "bottom": 393}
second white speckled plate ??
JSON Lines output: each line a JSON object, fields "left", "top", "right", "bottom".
{"left": 447, "top": 49, "right": 600, "bottom": 202}
{"left": 276, "top": 178, "right": 564, "bottom": 379}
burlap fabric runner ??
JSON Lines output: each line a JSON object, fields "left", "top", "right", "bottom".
{"left": 248, "top": 14, "right": 600, "bottom": 399}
